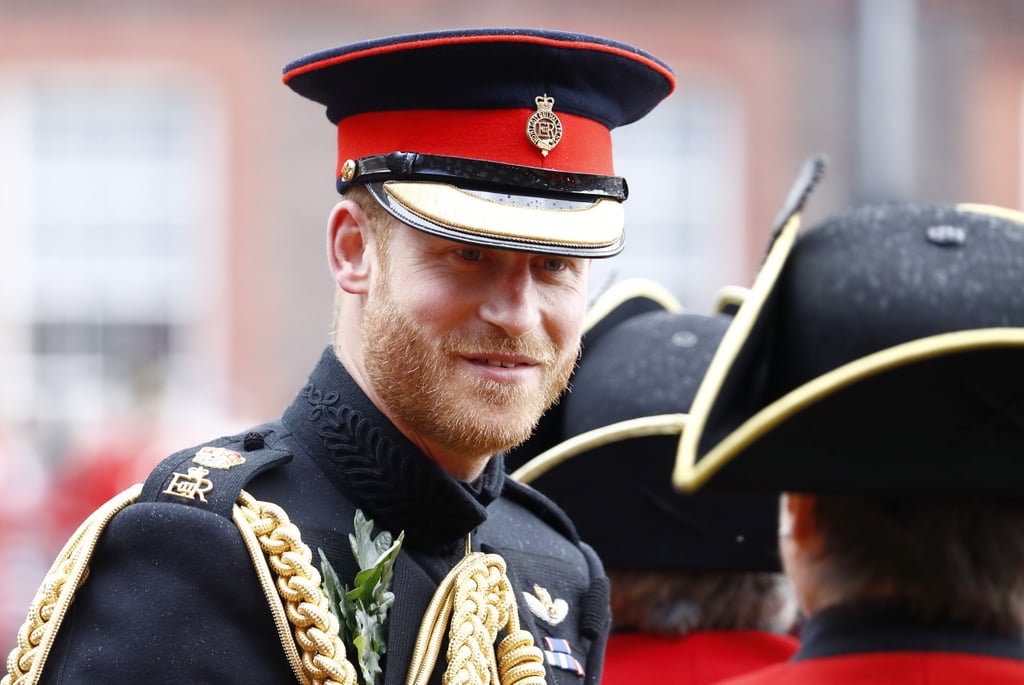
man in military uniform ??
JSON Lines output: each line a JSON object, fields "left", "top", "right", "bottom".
{"left": 672, "top": 190, "right": 1024, "bottom": 683}
{"left": 6, "top": 29, "right": 674, "bottom": 685}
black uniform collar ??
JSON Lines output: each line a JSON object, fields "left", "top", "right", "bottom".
{"left": 283, "top": 347, "right": 506, "bottom": 552}
{"left": 795, "top": 600, "right": 1024, "bottom": 662}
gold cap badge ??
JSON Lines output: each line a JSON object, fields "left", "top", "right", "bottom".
{"left": 526, "top": 94, "right": 563, "bottom": 157}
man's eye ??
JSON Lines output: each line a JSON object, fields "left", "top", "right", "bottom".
{"left": 541, "top": 257, "right": 567, "bottom": 272}
{"left": 458, "top": 247, "right": 483, "bottom": 261}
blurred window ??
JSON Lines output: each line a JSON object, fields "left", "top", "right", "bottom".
{"left": 0, "top": 67, "right": 226, "bottom": 449}
{"left": 595, "top": 71, "right": 746, "bottom": 312}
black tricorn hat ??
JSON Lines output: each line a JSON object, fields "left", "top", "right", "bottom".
{"left": 673, "top": 193, "right": 1024, "bottom": 498}
{"left": 283, "top": 28, "right": 675, "bottom": 258}
{"left": 508, "top": 285, "right": 782, "bottom": 572}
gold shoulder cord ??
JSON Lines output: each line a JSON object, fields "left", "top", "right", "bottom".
{"left": 2, "top": 486, "right": 358, "bottom": 685}
{"left": 406, "top": 535, "right": 547, "bottom": 685}
{"left": 2, "top": 484, "right": 143, "bottom": 685}
{"left": 232, "top": 491, "right": 358, "bottom": 685}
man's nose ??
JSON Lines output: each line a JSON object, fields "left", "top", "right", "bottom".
{"left": 478, "top": 268, "right": 542, "bottom": 338}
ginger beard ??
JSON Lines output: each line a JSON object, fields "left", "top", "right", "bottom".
{"left": 361, "top": 268, "right": 579, "bottom": 461}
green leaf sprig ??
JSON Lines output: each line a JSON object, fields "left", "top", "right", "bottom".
{"left": 320, "top": 510, "right": 405, "bottom": 685}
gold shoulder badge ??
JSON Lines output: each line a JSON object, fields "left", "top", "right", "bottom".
{"left": 523, "top": 583, "right": 569, "bottom": 626}
{"left": 526, "top": 94, "right": 562, "bottom": 157}
{"left": 193, "top": 445, "right": 246, "bottom": 470}
{"left": 163, "top": 466, "right": 214, "bottom": 503}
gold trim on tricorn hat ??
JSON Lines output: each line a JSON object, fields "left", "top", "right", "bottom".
{"left": 712, "top": 284, "right": 750, "bottom": 316}
{"left": 581, "top": 277, "right": 683, "bottom": 334}
{"left": 671, "top": 156, "right": 825, "bottom": 491}
{"left": 511, "top": 414, "right": 689, "bottom": 485}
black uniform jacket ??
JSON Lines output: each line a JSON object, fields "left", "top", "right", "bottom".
{"left": 38, "top": 348, "right": 611, "bottom": 685}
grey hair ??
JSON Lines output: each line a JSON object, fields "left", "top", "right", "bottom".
{"left": 607, "top": 569, "right": 798, "bottom": 635}
{"left": 810, "top": 495, "right": 1024, "bottom": 636}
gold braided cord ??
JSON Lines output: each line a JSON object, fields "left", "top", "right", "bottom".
{"left": 234, "top": 491, "right": 359, "bottom": 685}
{"left": 2, "top": 485, "right": 359, "bottom": 685}
{"left": 2, "top": 484, "right": 143, "bottom": 685}
{"left": 406, "top": 548, "right": 547, "bottom": 685}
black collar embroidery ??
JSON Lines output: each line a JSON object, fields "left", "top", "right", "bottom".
{"left": 283, "top": 347, "right": 506, "bottom": 551}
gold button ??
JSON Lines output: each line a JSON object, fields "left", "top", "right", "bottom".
{"left": 341, "top": 159, "right": 357, "bottom": 181}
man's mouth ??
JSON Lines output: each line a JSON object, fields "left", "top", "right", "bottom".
{"left": 484, "top": 359, "right": 520, "bottom": 369}
{"left": 466, "top": 353, "right": 541, "bottom": 370}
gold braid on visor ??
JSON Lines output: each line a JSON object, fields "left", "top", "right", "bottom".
{"left": 369, "top": 181, "right": 626, "bottom": 258}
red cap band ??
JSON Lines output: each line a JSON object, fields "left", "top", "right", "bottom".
{"left": 335, "top": 109, "right": 614, "bottom": 178}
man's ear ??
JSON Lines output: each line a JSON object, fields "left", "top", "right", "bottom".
{"left": 783, "top": 492, "right": 826, "bottom": 558}
{"left": 327, "top": 199, "right": 373, "bottom": 295}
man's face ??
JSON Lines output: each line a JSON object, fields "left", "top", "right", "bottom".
{"left": 361, "top": 223, "right": 588, "bottom": 469}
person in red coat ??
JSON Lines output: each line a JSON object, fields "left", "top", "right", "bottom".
{"left": 506, "top": 278, "right": 800, "bottom": 685}
{"left": 672, "top": 173, "right": 1024, "bottom": 685}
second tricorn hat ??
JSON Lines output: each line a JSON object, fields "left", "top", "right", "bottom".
{"left": 509, "top": 281, "right": 781, "bottom": 572}
{"left": 283, "top": 28, "right": 675, "bottom": 258}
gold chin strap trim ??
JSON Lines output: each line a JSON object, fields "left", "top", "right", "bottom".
{"left": 406, "top": 534, "right": 547, "bottom": 685}
{"left": 2, "top": 486, "right": 358, "bottom": 685}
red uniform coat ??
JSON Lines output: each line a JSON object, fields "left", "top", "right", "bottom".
{"left": 601, "top": 630, "right": 799, "bottom": 684}
{"left": 720, "top": 603, "right": 1024, "bottom": 685}
{"left": 721, "top": 651, "right": 1024, "bottom": 684}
